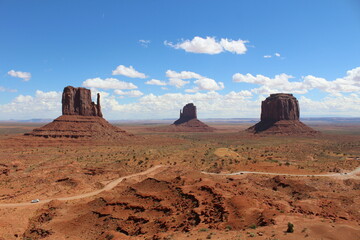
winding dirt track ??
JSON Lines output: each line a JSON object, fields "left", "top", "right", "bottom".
{"left": 202, "top": 166, "right": 360, "bottom": 178}
{"left": 0, "top": 165, "right": 165, "bottom": 208}
{"left": 1, "top": 164, "right": 359, "bottom": 208}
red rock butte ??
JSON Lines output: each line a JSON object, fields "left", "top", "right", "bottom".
{"left": 247, "top": 93, "right": 318, "bottom": 135}
{"left": 25, "top": 86, "right": 132, "bottom": 139}
{"left": 152, "top": 103, "right": 215, "bottom": 132}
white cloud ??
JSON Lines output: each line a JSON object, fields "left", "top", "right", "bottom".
{"left": 7, "top": 70, "right": 31, "bottom": 81}
{"left": 219, "top": 38, "right": 248, "bottom": 54}
{"left": 275, "top": 52, "right": 281, "bottom": 57}
{"left": 112, "top": 65, "right": 147, "bottom": 78}
{"left": 165, "top": 36, "right": 248, "bottom": 55}
{"left": 264, "top": 55, "right": 272, "bottom": 58}
{"left": 1, "top": 89, "right": 360, "bottom": 120}
{"left": 114, "top": 89, "right": 144, "bottom": 97}
{"left": 166, "top": 70, "right": 202, "bottom": 79}
{"left": 186, "top": 78, "right": 225, "bottom": 92}
{"left": 139, "top": 39, "right": 150, "bottom": 47}
{"left": 83, "top": 77, "right": 138, "bottom": 90}
{"left": 168, "top": 78, "right": 190, "bottom": 88}
{"left": 165, "top": 70, "right": 200, "bottom": 88}
{"left": 0, "top": 86, "right": 17, "bottom": 92}
{"left": 0, "top": 90, "right": 62, "bottom": 119}
{"left": 233, "top": 67, "right": 360, "bottom": 95}
{"left": 166, "top": 69, "right": 224, "bottom": 91}
{"left": 145, "top": 79, "right": 167, "bottom": 86}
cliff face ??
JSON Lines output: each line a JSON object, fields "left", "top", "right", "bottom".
{"left": 174, "top": 103, "right": 197, "bottom": 125}
{"left": 247, "top": 93, "right": 318, "bottom": 135}
{"left": 25, "top": 86, "right": 133, "bottom": 139}
{"left": 260, "top": 94, "right": 299, "bottom": 122}
{"left": 62, "top": 86, "right": 102, "bottom": 117}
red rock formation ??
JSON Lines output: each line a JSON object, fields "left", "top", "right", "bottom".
{"left": 174, "top": 103, "right": 197, "bottom": 125}
{"left": 260, "top": 93, "right": 299, "bottom": 121}
{"left": 25, "top": 86, "right": 131, "bottom": 139}
{"left": 151, "top": 103, "right": 215, "bottom": 132}
{"left": 247, "top": 93, "right": 318, "bottom": 135}
{"left": 62, "top": 86, "right": 102, "bottom": 117}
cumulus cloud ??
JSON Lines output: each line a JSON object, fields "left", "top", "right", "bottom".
{"left": 186, "top": 78, "right": 225, "bottom": 92}
{"left": 83, "top": 77, "right": 138, "bottom": 90}
{"left": 263, "top": 55, "right": 272, "bottom": 58}
{"left": 112, "top": 65, "right": 147, "bottom": 78}
{"left": 8, "top": 70, "right": 31, "bottom": 81}
{"left": 145, "top": 79, "right": 167, "bottom": 86}
{"left": 1, "top": 89, "right": 360, "bottom": 120}
{"left": 0, "top": 90, "right": 62, "bottom": 119}
{"left": 165, "top": 70, "right": 224, "bottom": 91}
{"left": 166, "top": 70, "right": 202, "bottom": 79}
{"left": 168, "top": 78, "right": 190, "bottom": 88}
{"left": 165, "top": 70, "right": 198, "bottom": 88}
{"left": 114, "top": 89, "right": 144, "bottom": 97}
{"left": 233, "top": 67, "right": 360, "bottom": 95}
{"left": 102, "top": 90, "right": 257, "bottom": 119}
{"left": 275, "top": 53, "right": 281, "bottom": 57}
{"left": 165, "top": 36, "right": 248, "bottom": 55}
{"left": 220, "top": 38, "right": 248, "bottom": 54}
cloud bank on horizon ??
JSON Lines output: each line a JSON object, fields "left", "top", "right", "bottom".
{"left": 1, "top": 65, "right": 360, "bottom": 120}
{"left": 0, "top": 0, "right": 359, "bottom": 120}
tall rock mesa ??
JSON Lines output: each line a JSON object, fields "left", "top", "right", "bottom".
{"left": 24, "top": 86, "right": 133, "bottom": 138}
{"left": 247, "top": 93, "right": 318, "bottom": 135}
{"left": 62, "top": 86, "right": 103, "bottom": 117}
{"left": 174, "top": 103, "right": 197, "bottom": 125}
{"left": 260, "top": 93, "right": 299, "bottom": 122}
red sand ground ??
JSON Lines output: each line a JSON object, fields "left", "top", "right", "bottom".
{"left": 0, "top": 122, "right": 359, "bottom": 239}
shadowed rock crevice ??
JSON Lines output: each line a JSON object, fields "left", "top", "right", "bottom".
{"left": 247, "top": 93, "right": 318, "bottom": 135}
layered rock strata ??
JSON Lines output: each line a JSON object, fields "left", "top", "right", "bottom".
{"left": 25, "top": 86, "right": 131, "bottom": 139}
{"left": 247, "top": 93, "right": 318, "bottom": 135}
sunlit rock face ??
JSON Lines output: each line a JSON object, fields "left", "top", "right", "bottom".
{"left": 62, "top": 86, "right": 102, "bottom": 117}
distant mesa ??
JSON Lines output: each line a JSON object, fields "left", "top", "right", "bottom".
{"left": 174, "top": 103, "right": 198, "bottom": 125}
{"left": 25, "top": 86, "right": 132, "bottom": 139}
{"left": 247, "top": 93, "right": 319, "bottom": 135}
{"left": 152, "top": 103, "right": 215, "bottom": 132}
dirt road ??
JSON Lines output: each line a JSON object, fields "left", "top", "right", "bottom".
{"left": 0, "top": 165, "right": 165, "bottom": 208}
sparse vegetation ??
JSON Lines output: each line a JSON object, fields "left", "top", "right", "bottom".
{"left": 287, "top": 222, "right": 294, "bottom": 233}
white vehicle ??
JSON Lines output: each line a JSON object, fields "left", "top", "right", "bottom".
{"left": 31, "top": 199, "right": 40, "bottom": 203}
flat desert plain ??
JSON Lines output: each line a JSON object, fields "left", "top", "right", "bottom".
{"left": 0, "top": 121, "right": 359, "bottom": 240}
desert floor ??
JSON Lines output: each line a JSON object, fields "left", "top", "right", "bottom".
{"left": 0, "top": 121, "right": 359, "bottom": 240}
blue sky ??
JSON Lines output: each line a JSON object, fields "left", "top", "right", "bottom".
{"left": 1, "top": 0, "right": 360, "bottom": 120}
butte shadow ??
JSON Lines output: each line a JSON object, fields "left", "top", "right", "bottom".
{"left": 246, "top": 93, "right": 319, "bottom": 135}
{"left": 25, "top": 86, "right": 133, "bottom": 139}
{"left": 151, "top": 103, "right": 215, "bottom": 132}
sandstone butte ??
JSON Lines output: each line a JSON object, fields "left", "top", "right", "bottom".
{"left": 25, "top": 86, "right": 132, "bottom": 139}
{"left": 152, "top": 103, "right": 215, "bottom": 132}
{"left": 247, "top": 93, "right": 319, "bottom": 135}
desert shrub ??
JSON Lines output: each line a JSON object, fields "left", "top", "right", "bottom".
{"left": 249, "top": 224, "right": 257, "bottom": 229}
{"left": 199, "top": 228, "right": 209, "bottom": 232}
{"left": 287, "top": 222, "right": 294, "bottom": 233}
